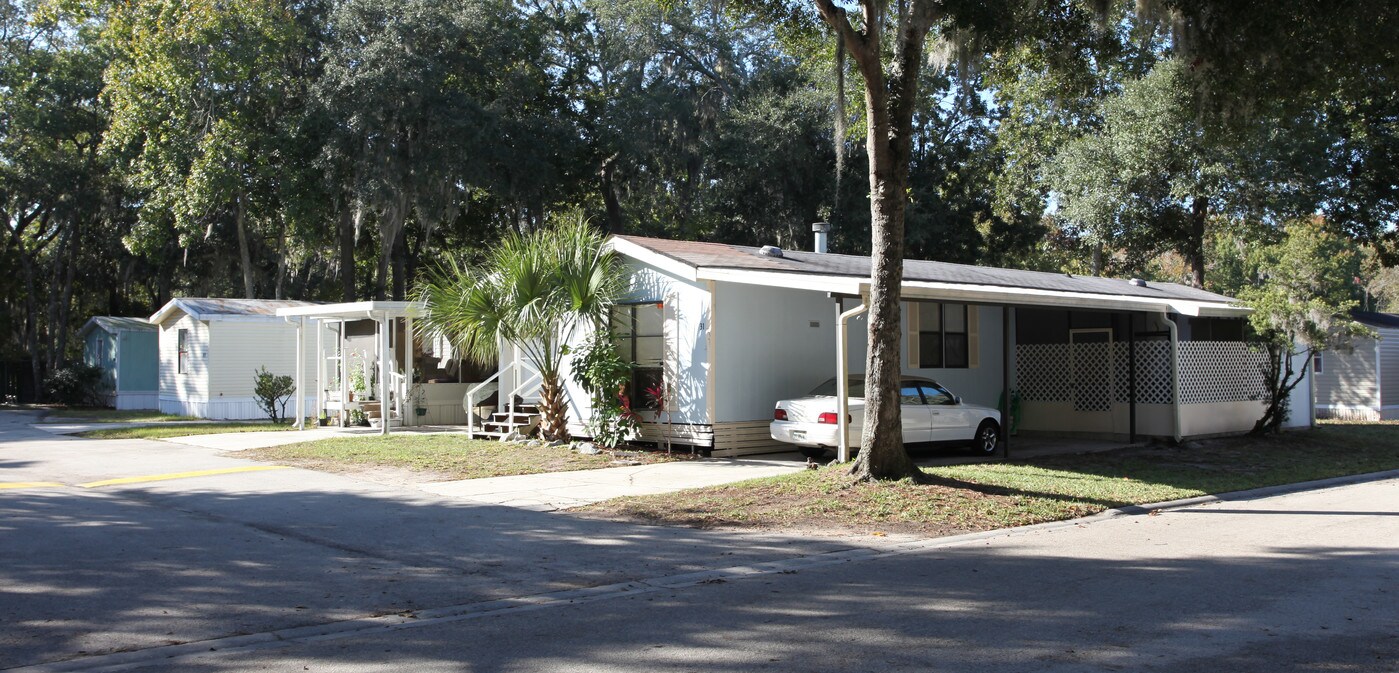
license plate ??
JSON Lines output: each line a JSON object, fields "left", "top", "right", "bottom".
{"left": 791, "top": 430, "right": 806, "bottom": 440}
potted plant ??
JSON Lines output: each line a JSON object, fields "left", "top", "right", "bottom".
{"left": 411, "top": 383, "right": 428, "bottom": 418}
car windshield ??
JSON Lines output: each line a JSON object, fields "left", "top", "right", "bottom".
{"left": 808, "top": 378, "right": 943, "bottom": 399}
{"left": 807, "top": 378, "right": 865, "bottom": 398}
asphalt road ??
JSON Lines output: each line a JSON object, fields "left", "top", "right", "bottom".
{"left": 2, "top": 409, "right": 1396, "bottom": 672}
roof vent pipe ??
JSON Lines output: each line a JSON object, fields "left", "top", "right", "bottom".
{"left": 812, "top": 221, "right": 831, "bottom": 254}
{"left": 759, "top": 245, "right": 784, "bottom": 258}
{"left": 1129, "top": 278, "right": 1148, "bottom": 287}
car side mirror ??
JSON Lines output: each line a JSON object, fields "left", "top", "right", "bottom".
{"left": 954, "top": 396, "right": 962, "bottom": 405}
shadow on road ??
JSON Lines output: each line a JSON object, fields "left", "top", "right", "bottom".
{"left": 2, "top": 480, "right": 1396, "bottom": 672}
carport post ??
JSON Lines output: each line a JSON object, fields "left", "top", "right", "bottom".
{"left": 379, "top": 314, "right": 391, "bottom": 436}
{"left": 836, "top": 297, "right": 868, "bottom": 463}
{"left": 1129, "top": 313, "right": 1137, "bottom": 444}
{"left": 315, "top": 319, "right": 324, "bottom": 428}
{"left": 294, "top": 317, "right": 305, "bottom": 430}
{"left": 404, "top": 316, "right": 414, "bottom": 427}
{"left": 1002, "top": 305, "right": 1011, "bottom": 460}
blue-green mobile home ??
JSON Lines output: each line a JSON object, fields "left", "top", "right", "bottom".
{"left": 79, "top": 317, "right": 159, "bottom": 410}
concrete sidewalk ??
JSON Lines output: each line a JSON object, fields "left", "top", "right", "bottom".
{"left": 420, "top": 458, "right": 806, "bottom": 510}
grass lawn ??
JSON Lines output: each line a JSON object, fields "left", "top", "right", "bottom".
{"left": 573, "top": 422, "right": 1399, "bottom": 537}
{"left": 76, "top": 422, "right": 290, "bottom": 439}
{"left": 241, "top": 435, "right": 689, "bottom": 481}
{"left": 38, "top": 408, "right": 198, "bottom": 423}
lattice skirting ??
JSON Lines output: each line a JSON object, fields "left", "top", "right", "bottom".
{"left": 1177, "top": 342, "right": 1269, "bottom": 405}
{"left": 1018, "top": 340, "right": 1267, "bottom": 408}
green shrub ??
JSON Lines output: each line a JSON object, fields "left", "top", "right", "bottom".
{"left": 253, "top": 367, "right": 295, "bottom": 424}
{"left": 569, "top": 330, "right": 638, "bottom": 448}
{"left": 44, "top": 363, "right": 108, "bottom": 406}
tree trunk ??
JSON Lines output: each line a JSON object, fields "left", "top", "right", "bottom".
{"left": 1187, "top": 196, "right": 1207, "bottom": 288}
{"left": 54, "top": 224, "right": 79, "bottom": 368}
{"left": 813, "top": 0, "right": 941, "bottom": 481}
{"left": 274, "top": 220, "right": 288, "bottom": 300}
{"left": 600, "top": 156, "right": 623, "bottom": 234}
{"left": 537, "top": 373, "right": 569, "bottom": 441}
{"left": 1252, "top": 342, "right": 1307, "bottom": 434}
{"left": 236, "top": 198, "right": 256, "bottom": 298}
{"left": 339, "top": 206, "right": 356, "bottom": 302}
{"left": 391, "top": 226, "right": 408, "bottom": 301}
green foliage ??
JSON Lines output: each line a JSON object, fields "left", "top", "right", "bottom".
{"left": 1234, "top": 220, "right": 1373, "bottom": 432}
{"left": 416, "top": 212, "right": 625, "bottom": 440}
{"left": 568, "top": 328, "right": 638, "bottom": 449}
{"left": 253, "top": 366, "right": 295, "bottom": 424}
{"left": 43, "top": 363, "right": 107, "bottom": 407}
{"left": 569, "top": 329, "right": 633, "bottom": 402}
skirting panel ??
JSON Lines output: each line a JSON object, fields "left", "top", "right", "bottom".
{"left": 115, "top": 391, "right": 158, "bottom": 411}
{"left": 160, "top": 395, "right": 318, "bottom": 420}
{"left": 711, "top": 420, "right": 787, "bottom": 457}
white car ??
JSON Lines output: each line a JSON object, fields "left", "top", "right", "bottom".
{"left": 770, "top": 376, "right": 1002, "bottom": 459}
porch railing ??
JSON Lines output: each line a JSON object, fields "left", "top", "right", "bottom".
{"left": 463, "top": 359, "right": 542, "bottom": 439}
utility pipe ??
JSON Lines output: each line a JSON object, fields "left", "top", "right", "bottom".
{"left": 836, "top": 299, "right": 868, "bottom": 463}
{"left": 1162, "top": 312, "right": 1182, "bottom": 443}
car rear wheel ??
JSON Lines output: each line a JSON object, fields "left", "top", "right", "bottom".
{"left": 972, "top": 420, "right": 1000, "bottom": 455}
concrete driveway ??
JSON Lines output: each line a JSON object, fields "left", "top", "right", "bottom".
{"left": 2, "top": 408, "right": 1395, "bottom": 672}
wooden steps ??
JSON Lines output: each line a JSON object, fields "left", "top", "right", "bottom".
{"left": 474, "top": 405, "right": 541, "bottom": 439}
{"left": 361, "top": 400, "right": 402, "bottom": 429}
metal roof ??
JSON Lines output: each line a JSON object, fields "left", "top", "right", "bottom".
{"left": 614, "top": 235, "right": 1238, "bottom": 305}
{"left": 275, "top": 301, "right": 423, "bottom": 320}
{"left": 78, "top": 316, "right": 154, "bottom": 338}
{"left": 149, "top": 298, "right": 322, "bottom": 324}
{"left": 1353, "top": 311, "right": 1399, "bottom": 329}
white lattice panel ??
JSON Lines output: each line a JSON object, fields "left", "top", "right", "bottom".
{"left": 1071, "top": 341, "right": 1114, "bottom": 411}
{"left": 1114, "top": 340, "right": 1174, "bottom": 405}
{"left": 1019, "top": 340, "right": 1174, "bottom": 405}
{"left": 1017, "top": 343, "right": 1071, "bottom": 402}
{"left": 1178, "top": 341, "right": 1269, "bottom": 405}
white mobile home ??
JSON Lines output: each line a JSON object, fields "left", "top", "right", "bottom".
{"left": 149, "top": 298, "right": 328, "bottom": 419}
{"left": 513, "top": 235, "right": 1312, "bottom": 456}
{"left": 79, "top": 317, "right": 159, "bottom": 410}
{"left": 1313, "top": 311, "right": 1399, "bottom": 420}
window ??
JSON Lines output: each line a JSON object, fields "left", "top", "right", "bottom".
{"left": 899, "top": 383, "right": 924, "bottom": 405}
{"left": 611, "top": 303, "right": 664, "bottom": 409}
{"left": 177, "top": 329, "right": 190, "bottom": 374}
{"left": 919, "top": 383, "right": 955, "bottom": 405}
{"left": 1312, "top": 352, "right": 1323, "bottom": 375}
{"left": 916, "top": 303, "right": 969, "bottom": 369}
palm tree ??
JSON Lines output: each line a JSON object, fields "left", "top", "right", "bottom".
{"left": 416, "top": 215, "right": 624, "bottom": 440}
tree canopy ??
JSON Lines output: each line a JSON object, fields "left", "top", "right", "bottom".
{"left": 0, "top": 0, "right": 1392, "bottom": 432}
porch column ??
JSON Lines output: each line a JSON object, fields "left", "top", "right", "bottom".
{"left": 1001, "top": 305, "right": 1011, "bottom": 459}
{"left": 294, "top": 317, "right": 305, "bottom": 430}
{"left": 339, "top": 320, "right": 348, "bottom": 426}
{"left": 404, "top": 316, "right": 414, "bottom": 427}
{"left": 1128, "top": 313, "right": 1137, "bottom": 444}
{"left": 379, "top": 314, "right": 391, "bottom": 436}
{"left": 315, "top": 319, "right": 325, "bottom": 428}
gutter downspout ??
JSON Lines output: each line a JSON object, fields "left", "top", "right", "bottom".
{"left": 1163, "top": 312, "right": 1182, "bottom": 443}
{"left": 837, "top": 298, "right": 868, "bottom": 463}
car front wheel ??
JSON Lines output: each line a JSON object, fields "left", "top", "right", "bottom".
{"left": 972, "top": 420, "right": 1000, "bottom": 455}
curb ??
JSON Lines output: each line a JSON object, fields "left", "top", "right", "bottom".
{"left": 1096, "top": 467, "right": 1399, "bottom": 519}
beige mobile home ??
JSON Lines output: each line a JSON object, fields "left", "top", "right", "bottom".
{"left": 1314, "top": 311, "right": 1399, "bottom": 420}
{"left": 149, "top": 298, "right": 328, "bottom": 419}
{"left": 491, "top": 235, "right": 1313, "bottom": 456}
